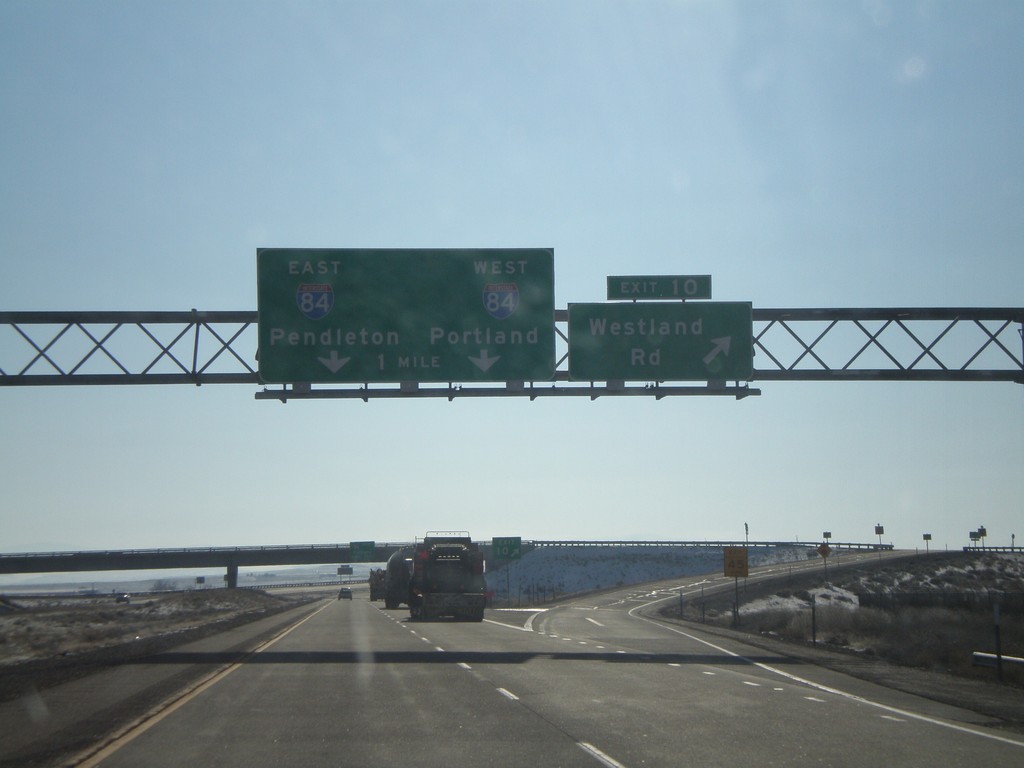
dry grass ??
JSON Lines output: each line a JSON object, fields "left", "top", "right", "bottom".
{"left": 0, "top": 590, "right": 300, "bottom": 665}
{"left": 738, "top": 603, "right": 1023, "bottom": 682}
{"left": 691, "top": 553, "right": 1024, "bottom": 687}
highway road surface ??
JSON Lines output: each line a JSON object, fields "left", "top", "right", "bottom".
{"left": 6, "top": 561, "right": 1024, "bottom": 767}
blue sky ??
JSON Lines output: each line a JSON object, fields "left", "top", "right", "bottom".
{"left": 1, "top": 1, "right": 1022, "bottom": 556}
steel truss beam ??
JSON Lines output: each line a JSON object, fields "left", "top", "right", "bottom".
{"left": 2, "top": 309, "right": 1021, "bottom": 398}
{"left": 0, "top": 311, "right": 257, "bottom": 386}
{"left": 753, "top": 308, "right": 1024, "bottom": 384}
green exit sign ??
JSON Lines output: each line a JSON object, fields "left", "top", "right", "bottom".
{"left": 349, "top": 541, "right": 376, "bottom": 562}
{"left": 491, "top": 537, "right": 522, "bottom": 560}
{"left": 257, "top": 248, "right": 555, "bottom": 384}
{"left": 607, "top": 275, "right": 712, "bottom": 300}
{"left": 568, "top": 302, "right": 753, "bottom": 381}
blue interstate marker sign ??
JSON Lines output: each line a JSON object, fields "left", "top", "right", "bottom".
{"left": 483, "top": 283, "right": 520, "bottom": 320}
{"left": 257, "top": 248, "right": 555, "bottom": 384}
{"left": 296, "top": 283, "right": 334, "bottom": 320}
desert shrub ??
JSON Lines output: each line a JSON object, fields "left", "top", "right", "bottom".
{"left": 736, "top": 608, "right": 797, "bottom": 635}
{"left": 743, "top": 602, "right": 1024, "bottom": 684}
{"left": 686, "top": 553, "right": 1024, "bottom": 686}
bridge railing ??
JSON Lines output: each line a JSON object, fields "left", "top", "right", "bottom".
{"left": 526, "top": 540, "right": 891, "bottom": 552}
{"left": 0, "top": 539, "right": 894, "bottom": 577}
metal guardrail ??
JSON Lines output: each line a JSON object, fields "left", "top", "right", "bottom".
{"left": 528, "top": 539, "right": 891, "bottom": 551}
{"left": 0, "top": 542, "right": 413, "bottom": 560}
{"left": 972, "top": 652, "right": 1024, "bottom": 668}
{"left": 859, "top": 591, "right": 1024, "bottom": 613}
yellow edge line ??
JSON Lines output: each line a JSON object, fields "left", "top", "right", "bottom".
{"left": 71, "top": 600, "right": 332, "bottom": 767}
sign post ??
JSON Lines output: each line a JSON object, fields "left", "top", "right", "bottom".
{"left": 723, "top": 547, "right": 749, "bottom": 627}
{"left": 818, "top": 542, "right": 832, "bottom": 576}
{"left": 492, "top": 537, "right": 522, "bottom": 607}
{"left": 257, "top": 249, "right": 555, "bottom": 384}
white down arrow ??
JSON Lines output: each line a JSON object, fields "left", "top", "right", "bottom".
{"left": 318, "top": 350, "right": 350, "bottom": 373}
{"left": 469, "top": 350, "right": 500, "bottom": 372}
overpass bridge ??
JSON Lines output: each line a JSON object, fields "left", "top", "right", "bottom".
{"left": 0, "top": 539, "right": 893, "bottom": 588}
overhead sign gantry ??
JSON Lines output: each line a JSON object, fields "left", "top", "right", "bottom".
{"left": 3, "top": 249, "right": 1021, "bottom": 397}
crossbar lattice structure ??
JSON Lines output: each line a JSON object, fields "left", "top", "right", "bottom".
{"left": 1, "top": 308, "right": 1021, "bottom": 398}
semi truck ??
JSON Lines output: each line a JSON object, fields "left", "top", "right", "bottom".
{"left": 384, "top": 548, "right": 412, "bottom": 610}
{"left": 408, "top": 532, "right": 487, "bottom": 622}
{"left": 368, "top": 568, "right": 386, "bottom": 601}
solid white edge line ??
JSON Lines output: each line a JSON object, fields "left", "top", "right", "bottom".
{"left": 483, "top": 617, "right": 535, "bottom": 632}
{"left": 627, "top": 596, "right": 1024, "bottom": 749}
{"left": 578, "top": 741, "right": 628, "bottom": 768}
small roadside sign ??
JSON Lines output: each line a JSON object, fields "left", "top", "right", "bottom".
{"left": 817, "top": 543, "right": 832, "bottom": 559}
{"left": 492, "top": 537, "right": 522, "bottom": 560}
{"left": 723, "top": 547, "right": 749, "bottom": 578}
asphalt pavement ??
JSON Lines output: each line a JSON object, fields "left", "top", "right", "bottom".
{"left": 3, "top": 570, "right": 1023, "bottom": 768}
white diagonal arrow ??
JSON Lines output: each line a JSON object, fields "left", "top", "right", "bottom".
{"left": 469, "top": 349, "right": 500, "bottom": 372}
{"left": 318, "top": 350, "right": 350, "bottom": 373}
{"left": 703, "top": 337, "right": 732, "bottom": 365}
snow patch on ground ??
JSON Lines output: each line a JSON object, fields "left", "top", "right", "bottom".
{"left": 739, "top": 584, "right": 860, "bottom": 615}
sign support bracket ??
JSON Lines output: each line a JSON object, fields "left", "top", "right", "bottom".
{"left": 254, "top": 382, "right": 761, "bottom": 402}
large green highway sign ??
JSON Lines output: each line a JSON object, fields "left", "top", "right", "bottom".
{"left": 257, "top": 249, "right": 555, "bottom": 384}
{"left": 568, "top": 302, "right": 753, "bottom": 381}
{"left": 349, "top": 541, "right": 376, "bottom": 562}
